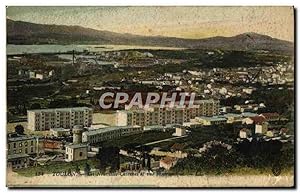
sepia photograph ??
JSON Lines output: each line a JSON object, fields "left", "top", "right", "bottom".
{"left": 5, "top": 6, "right": 295, "bottom": 188}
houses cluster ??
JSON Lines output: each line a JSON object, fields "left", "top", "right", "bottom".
{"left": 182, "top": 112, "right": 273, "bottom": 127}
{"left": 133, "top": 62, "right": 294, "bottom": 100}
{"left": 238, "top": 112, "right": 292, "bottom": 141}
{"left": 259, "top": 63, "right": 294, "bottom": 85}
{"left": 18, "top": 69, "right": 55, "bottom": 80}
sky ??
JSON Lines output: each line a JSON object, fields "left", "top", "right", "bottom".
{"left": 6, "top": 6, "right": 294, "bottom": 41}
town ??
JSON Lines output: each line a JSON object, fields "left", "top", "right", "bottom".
{"left": 7, "top": 47, "right": 294, "bottom": 177}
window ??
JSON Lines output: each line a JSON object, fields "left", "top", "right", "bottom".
{"left": 19, "top": 149, "right": 22, "bottom": 153}
{"left": 25, "top": 148, "right": 28, "bottom": 153}
{"left": 31, "top": 141, "right": 34, "bottom": 146}
{"left": 30, "top": 147, "right": 34, "bottom": 153}
{"left": 25, "top": 142, "right": 28, "bottom": 146}
{"left": 13, "top": 143, "right": 16, "bottom": 148}
{"left": 79, "top": 152, "right": 83, "bottom": 157}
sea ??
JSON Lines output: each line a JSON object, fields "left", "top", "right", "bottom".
{"left": 7, "top": 44, "right": 185, "bottom": 55}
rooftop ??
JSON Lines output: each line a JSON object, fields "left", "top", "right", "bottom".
{"left": 8, "top": 136, "right": 36, "bottom": 142}
{"left": 223, "top": 113, "right": 242, "bottom": 118}
{"left": 197, "top": 116, "right": 227, "bottom": 121}
{"left": 28, "top": 107, "right": 92, "bottom": 113}
{"left": 250, "top": 116, "right": 267, "bottom": 124}
{"left": 121, "top": 99, "right": 220, "bottom": 112}
{"left": 242, "top": 112, "right": 259, "bottom": 117}
{"left": 83, "top": 125, "right": 141, "bottom": 136}
{"left": 160, "top": 156, "right": 177, "bottom": 165}
{"left": 50, "top": 128, "right": 70, "bottom": 132}
{"left": 260, "top": 112, "right": 280, "bottom": 118}
{"left": 65, "top": 143, "right": 88, "bottom": 149}
{"left": 7, "top": 153, "right": 30, "bottom": 160}
{"left": 171, "top": 143, "right": 186, "bottom": 151}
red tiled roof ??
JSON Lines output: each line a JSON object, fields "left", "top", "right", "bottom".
{"left": 260, "top": 113, "right": 279, "bottom": 119}
{"left": 240, "top": 128, "right": 249, "bottom": 132}
{"left": 280, "top": 128, "right": 289, "bottom": 133}
{"left": 160, "top": 157, "right": 177, "bottom": 165}
{"left": 250, "top": 116, "right": 267, "bottom": 124}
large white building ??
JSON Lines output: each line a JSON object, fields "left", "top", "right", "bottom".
{"left": 27, "top": 107, "right": 93, "bottom": 131}
{"left": 7, "top": 135, "right": 39, "bottom": 156}
{"left": 116, "top": 100, "right": 220, "bottom": 127}
{"left": 82, "top": 125, "right": 143, "bottom": 143}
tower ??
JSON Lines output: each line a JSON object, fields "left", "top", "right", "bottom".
{"left": 73, "top": 125, "right": 83, "bottom": 144}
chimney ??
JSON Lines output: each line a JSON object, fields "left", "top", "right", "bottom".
{"left": 72, "top": 50, "right": 75, "bottom": 66}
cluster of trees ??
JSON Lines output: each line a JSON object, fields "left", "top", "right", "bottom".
{"left": 14, "top": 124, "right": 25, "bottom": 135}
{"left": 172, "top": 142, "right": 238, "bottom": 175}
{"left": 187, "top": 124, "right": 238, "bottom": 148}
{"left": 171, "top": 139, "right": 294, "bottom": 176}
{"left": 48, "top": 98, "right": 89, "bottom": 108}
{"left": 71, "top": 163, "right": 91, "bottom": 176}
{"left": 97, "top": 146, "right": 120, "bottom": 173}
{"left": 251, "top": 88, "right": 294, "bottom": 118}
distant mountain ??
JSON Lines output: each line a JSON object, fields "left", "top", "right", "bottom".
{"left": 7, "top": 19, "right": 293, "bottom": 52}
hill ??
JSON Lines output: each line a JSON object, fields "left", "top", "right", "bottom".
{"left": 7, "top": 19, "right": 293, "bottom": 52}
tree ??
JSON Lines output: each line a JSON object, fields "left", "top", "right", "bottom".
{"left": 84, "top": 163, "right": 91, "bottom": 176}
{"left": 15, "top": 125, "right": 24, "bottom": 135}
{"left": 141, "top": 153, "right": 146, "bottom": 168}
{"left": 97, "top": 146, "right": 120, "bottom": 173}
{"left": 30, "top": 103, "right": 41, "bottom": 110}
{"left": 146, "top": 154, "right": 151, "bottom": 170}
{"left": 171, "top": 141, "right": 238, "bottom": 175}
{"left": 75, "top": 165, "right": 81, "bottom": 174}
{"left": 21, "top": 102, "right": 27, "bottom": 115}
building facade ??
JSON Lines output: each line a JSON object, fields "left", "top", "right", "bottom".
{"left": 173, "top": 127, "right": 187, "bottom": 136}
{"left": 116, "top": 99, "right": 220, "bottom": 127}
{"left": 65, "top": 144, "right": 88, "bottom": 162}
{"left": 7, "top": 135, "right": 39, "bottom": 169}
{"left": 82, "top": 125, "right": 143, "bottom": 143}
{"left": 7, "top": 154, "right": 30, "bottom": 169}
{"left": 27, "top": 107, "right": 93, "bottom": 131}
{"left": 7, "top": 136, "right": 39, "bottom": 156}
{"left": 50, "top": 128, "right": 71, "bottom": 137}
{"left": 195, "top": 116, "right": 227, "bottom": 126}
{"left": 255, "top": 122, "right": 269, "bottom": 134}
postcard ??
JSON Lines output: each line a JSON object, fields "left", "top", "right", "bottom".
{"left": 6, "top": 6, "right": 295, "bottom": 188}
